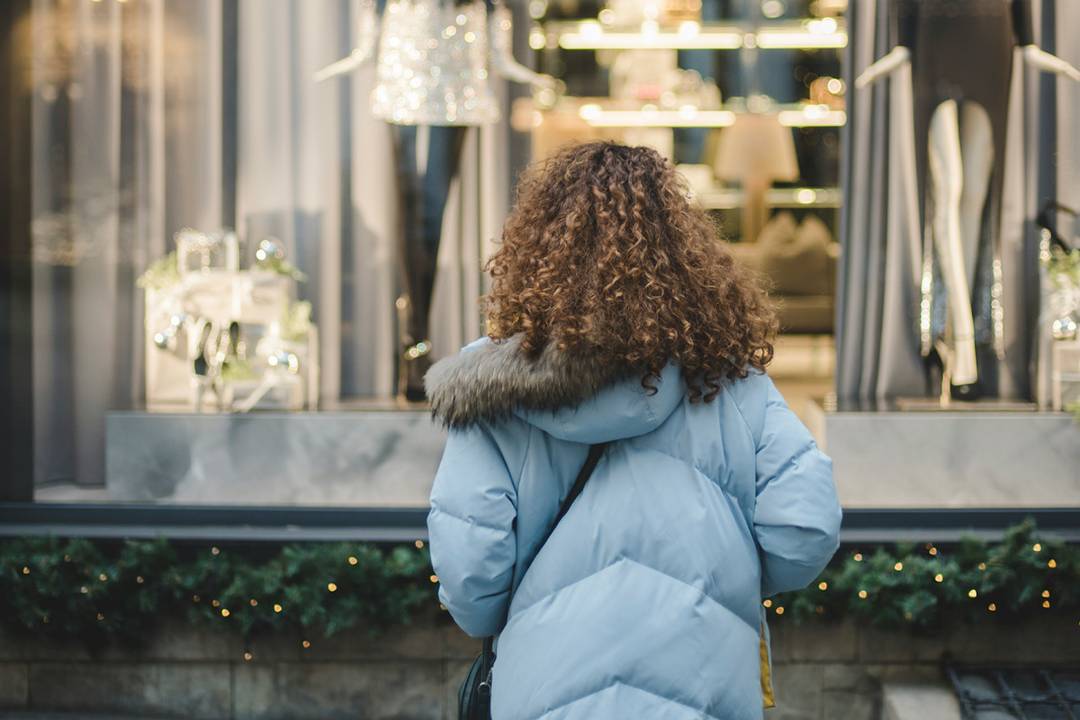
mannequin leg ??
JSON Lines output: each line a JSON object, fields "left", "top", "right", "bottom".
{"left": 393, "top": 124, "right": 467, "bottom": 401}
{"left": 958, "top": 102, "right": 994, "bottom": 294}
{"left": 928, "top": 100, "right": 979, "bottom": 392}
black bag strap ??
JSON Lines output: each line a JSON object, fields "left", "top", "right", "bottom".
{"left": 479, "top": 442, "right": 609, "bottom": 686}
{"left": 549, "top": 442, "right": 608, "bottom": 538}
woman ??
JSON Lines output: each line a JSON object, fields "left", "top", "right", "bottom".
{"left": 425, "top": 142, "right": 841, "bottom": 720}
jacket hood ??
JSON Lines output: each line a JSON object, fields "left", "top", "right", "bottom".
{"left": 424, "top": 335, "right": 685, "bottom": 443}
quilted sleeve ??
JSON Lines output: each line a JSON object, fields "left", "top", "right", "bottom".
{"left": 427, "top": 424, "right": 518, "bottom": 637}
{"left": 750, "top": 376, "right": 842, "bottom": 596}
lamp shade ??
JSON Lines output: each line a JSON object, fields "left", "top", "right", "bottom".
{"left": 712, "top": 113, "right": 799, "bottom": 184}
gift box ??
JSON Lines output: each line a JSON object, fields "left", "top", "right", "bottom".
{"left": 141, "top": 230, "right": 317, "bottom": 413}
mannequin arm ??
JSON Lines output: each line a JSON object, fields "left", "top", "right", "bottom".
{"left": 313, "top": 0, "right": 378, "bottom": 82}
{"left": 855, "top": 46, "right": 911, "bottom": 89}
{"left": 1022, "top": 45, "right": 1080, "bottom": 82}
{"left": 489, "top": 4, "right": 560, "bottom": 91}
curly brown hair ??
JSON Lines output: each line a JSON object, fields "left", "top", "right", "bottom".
{"left": 484, "top": 141, "right": 777, "bottom": 402}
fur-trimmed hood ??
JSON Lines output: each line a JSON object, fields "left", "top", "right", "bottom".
{"left": 424, "top": 336, "right": 686, "bottom": 443}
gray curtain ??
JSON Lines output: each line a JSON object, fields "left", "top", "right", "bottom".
{"left": 836, "top": 0, "right": 1061, "bottom": 403}
{"left": 30, "top": 0, "right": 508, "bottom": 488}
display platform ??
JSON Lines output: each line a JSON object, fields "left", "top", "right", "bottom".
{"left": 806, "top": 400, "right": 1080, "bottom": 508}
{"left": 105, "top": 405, "right": 445, "bottom": 506}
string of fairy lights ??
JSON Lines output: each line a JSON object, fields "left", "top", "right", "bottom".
{"left": 765, "top": 527, "right": 1073, "bottom": 628}
{"left": 1, "top": 521, "right": 1075, "bottom": 663}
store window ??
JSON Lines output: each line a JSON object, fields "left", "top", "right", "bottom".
{"left": 4, "top": 0, "right": 846, "bottom": 512}
{"left": 523, "top": 0, "right": 845, "bottom": 414}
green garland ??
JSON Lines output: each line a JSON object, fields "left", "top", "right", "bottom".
{"left": 0, "top": 537, "right": 434, "bottom": 652}
{"left": 1, "top": 521, "right": 1076, "bottom": 656}
{"left": 769, "top": 519, "right": 1078, "bottom": 629}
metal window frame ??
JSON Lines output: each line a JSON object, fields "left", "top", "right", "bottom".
{"left": 1, "top": 504, "right": 1077, "bottom": 544}
{"left": 948, "top": 665, "right": 1080, "bottom": 720}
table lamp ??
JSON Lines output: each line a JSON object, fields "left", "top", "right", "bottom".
{"left": 712, "top": 113, "right": 800, "bottom": 243}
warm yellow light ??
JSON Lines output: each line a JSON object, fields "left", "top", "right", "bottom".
{"left": 221, "top": 608, "right": 230, "bottom": 617}
{"left": 211, "top": 546, "right": 221, "bottom": 556}
{"left": 858, "top": 590, "right": 868, "bottom": 599}
{"left": 935, "top": 574, "right": 944, "bottom": 583}
{"left": 21, "top": 566, "right": 30, "bottom": 575}
{"left": 818, "top": 582, "right": 828, "bottom": 591}
{"left": 327, "top": 583, "right": 338, "bottom": 593}
{"left": 1042, "top": 600, "right": 1051, "bottom": 609}
{"left": 1041, "top": 590, "right": 1051, "bottom": 598}
{"left": 347, "top": 556, "right": 358, "bottom": 566}
{"left": 757, "top": 26, "right": 846, "bottom": 49}
{"left": 988, "top": 603, "right": 997, "bottom": 612}
{"left": 778, "top": 106, "right": 846, "bottom": 127}
{"left": 249, "top": 599, "right": 258, "bottom": 607}
{"left": 558, "top": 25, "right": 742, "bottom": 50}
{"left": 679, "top": 21, "right": 700, "bottom": 37}
{"left": 211, "top": 599, "right": 220, "bottom": 608}
{"left": 978, "top": 563, "right": 987, "bottom": 571}
{"left": 853, "top": 553, "right": 863, "bottom": 562}
{"left": 1033, "top": 543, "right": 1042, "bottom": 552}
{"left": 578, "top": 107, "right": 735, "bottom": 128}
{"left": 273, "top": 604, "right": 283, "bottom": 613}
{"left": 243, "top": 652, "right": 253, "bottom": 661}
{"left": 99, "top": 574, "right": 108, "bottom": 582}
{"left": 928, "top": 547, "right": 938, "bottom": 556}
{"left": 775, "top": 606, "right": 785, "bottom": 615}
{"left": 808, "top": 17, "right": 838, "bottom": 34}
{"left": 894, "top": 562, "right": 904, "bottom": 572}
{"left": 968, "top": 589, "right": 977, "bottom": 598}
{"left": 96, "top": 612, "right": 105, "bottom": 621}
{"left": 414, "top": 540, "right": 425, "bottom": 549}
{"left": 302, "top": 640, "right": 312, "bottom": 649}
{"left": 429, "top": 574, "right": 439, "bottom": 584}
{"left": 579, "top": 20, "right": 603, "bottom": 39}
{"left": 1048, "top": 559, "right": 1057, "bottom": 568}
{"left": 763, "top": 599, "right": 773, "bottom": 608}
{"left": 136, "top": 576, "right": 144, "bottom": 584}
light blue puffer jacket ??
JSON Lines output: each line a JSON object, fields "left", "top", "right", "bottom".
{"left": 425, "top": 337, "right": 841, "bottom": 720}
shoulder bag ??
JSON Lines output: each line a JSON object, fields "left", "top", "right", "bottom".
{"left": 458, "top": 442, "right": 609, "bottom": 720}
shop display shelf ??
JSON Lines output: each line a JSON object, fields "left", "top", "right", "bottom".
{"left": 543, "top": 100, "right": 844, "bottom": 128}
{"left": 532, "top": 17, "right": 846, "bottom": 51}
{"left": 695, "top": 186, "right": 842, "bottom": 210}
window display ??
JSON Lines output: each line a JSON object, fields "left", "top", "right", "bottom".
{"left": 857, "top": 0, "right": 1080, "bottom": 403}
{"left": 3, "top": 0, "right": 1079, "bottom": 519}
{"left": 4, "top": 0, "right": 851, "bottom": 508}
{"left": 315, "top": 0, "right": 557, "bottom": 400}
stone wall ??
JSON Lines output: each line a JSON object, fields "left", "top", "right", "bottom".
{"left": 767, "top": 617, "right": 1080, "bottom": 720}
{"left": 1, "top": 617, "right": 1077, "bottom": 719}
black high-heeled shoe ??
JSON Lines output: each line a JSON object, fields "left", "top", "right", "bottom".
{"left": 927, "top": 339, "right": 981, "bottom": 404}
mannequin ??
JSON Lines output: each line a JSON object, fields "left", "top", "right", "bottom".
{"left": 316, "top": 0, "right": 557, "bottom": 400}
{"left": 857, "top": 0, "right": 1079, "bottom": 401}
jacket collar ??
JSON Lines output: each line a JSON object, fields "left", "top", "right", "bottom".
{"left": 423, "top": 335, "right": 632, "bottom": 429}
